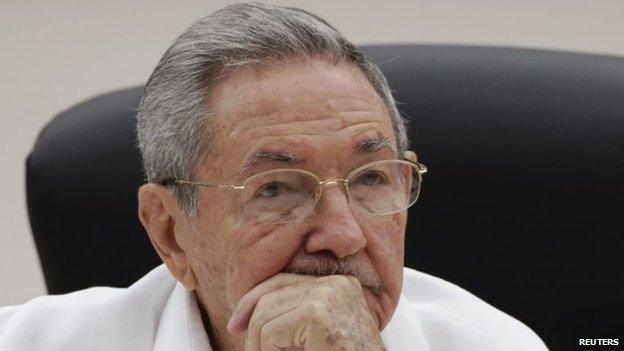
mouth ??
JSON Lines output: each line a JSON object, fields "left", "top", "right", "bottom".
{"left": 281, "top": 249, "right": 383, "bottom": 293}
{"left": 282, "top": 269, "right": 382, "bottom": 294}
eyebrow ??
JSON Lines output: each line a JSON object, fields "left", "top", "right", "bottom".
{"left": 355, "top": 137, "right": 396, "bottom": 154}
{"left": 240, "top": 150, "right": 304, "bottom": 174}
{"left": 239, "top": 137, "right": 395, "bottom": 174}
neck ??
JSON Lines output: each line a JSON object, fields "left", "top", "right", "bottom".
{"left": 196, "top": 292, "right": 244, "bottom": 351}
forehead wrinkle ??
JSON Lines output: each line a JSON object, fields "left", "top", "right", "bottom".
{"left": 234, "top": 117, "right": 388, "bottom": 143}
{"left": 226, "top": 97, "right": 382, "bottom": 140}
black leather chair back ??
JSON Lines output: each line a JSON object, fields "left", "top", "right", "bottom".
{"left": 27, "top": 45, "right": 624, "bottom": 350}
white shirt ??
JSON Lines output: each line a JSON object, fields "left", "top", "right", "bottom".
{"left": 0, "top": 265, "right": 548, "bottom": 350}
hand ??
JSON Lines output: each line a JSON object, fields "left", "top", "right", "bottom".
{"left": 227, "top": 273, "right": 385, "bottom": 351}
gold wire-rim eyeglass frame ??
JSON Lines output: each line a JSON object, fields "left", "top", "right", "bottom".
{"left": 162, "top": 158, "right": 428, "bottom": 222}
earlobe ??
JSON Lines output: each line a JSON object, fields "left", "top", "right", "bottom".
{"left": 168, "top": 250, "right": 198, "bottom": 291}
{"left": 138, "top": 183, "right": 197, "bottom": 290}
{"left": 180, "top": 266, "right": 198, "bottom": 290}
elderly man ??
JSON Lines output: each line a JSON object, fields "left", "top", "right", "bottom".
{"left": 1, "top": 3, "right": 548, "bottom": 351}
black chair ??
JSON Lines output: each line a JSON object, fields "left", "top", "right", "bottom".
{"left": 26, "top": 45, "right": 624, "bottom": 350}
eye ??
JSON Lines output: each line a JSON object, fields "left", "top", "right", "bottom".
{"left": 255, "top": 181, "right": 289, "bottom": 198}
{"left": 353, "top": 171, "right": 387, "bottom": 186}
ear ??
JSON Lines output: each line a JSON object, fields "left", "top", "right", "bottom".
{"left": 403, "top": 150, "right": 418, "bottom": 196}
{"left": 403, "top": 150, "right": 418, "bottom": 163}
{"left": 138, "top": 183, "right": 198, "bottom": 290}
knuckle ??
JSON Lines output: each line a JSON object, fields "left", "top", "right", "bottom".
{"left": 259, "top": 322, "right": 273, "bottom": 345}
{"left": 325, "top": 274, "right": 351, "bottom": 287}
{"left": 305, "top": 301, "right": 329, "bottom": 323}
{"left": 313, "top": 285, "right": 334, "bottom": 297}
{"left": 249, "top": 295, "right": 275, "bottom": 330}
{"left": 333, "top": 275, "right": 360, "bottom": 292}
{"left": 345, "top": 275, "right": 360, "bottom": 287}
{"left": 248, "top": 308, "right": 267, "bottom": 331}
{"left": 256, "top": 292, "right": 274, "bottom": 310}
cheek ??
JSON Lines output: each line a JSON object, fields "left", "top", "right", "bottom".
{"left": 361, "top": 212, "right": 405, "bottom": 260}
{"left": 223, "top": 222, "right": 305, "bottom": 308}
{"left": 183, "top": 191, "right": 243, "bottom": 307}
{"left": 360, "top": 212, "right": 406, "bottom": 291}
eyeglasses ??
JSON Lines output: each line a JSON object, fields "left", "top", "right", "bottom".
{"left": 161, "top": 158, "right": 427, "bottom": 224}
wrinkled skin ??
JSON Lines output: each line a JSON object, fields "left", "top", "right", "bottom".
{"left": 138, "top": 59, "right": 409, "bottom": 351}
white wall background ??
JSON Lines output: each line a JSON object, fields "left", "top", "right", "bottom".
{"left": 1, "top": 0, "right": 623, "bottom": 306}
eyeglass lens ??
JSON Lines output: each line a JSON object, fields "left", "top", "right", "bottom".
{"left": 241, "top": 161, "right": 421, "bottom": 223}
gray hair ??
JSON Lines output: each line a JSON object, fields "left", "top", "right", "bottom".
{"left": 136, "top": 2, "right": 408, "bottom": 215}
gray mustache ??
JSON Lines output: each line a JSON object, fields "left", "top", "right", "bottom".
{"left": 283, "top": 251, "right": 383, "bottom": 294}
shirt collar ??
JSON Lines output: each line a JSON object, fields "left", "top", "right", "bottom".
{"left": 154, "top": 282, "right": 430, "bottom": 351}
{"left": 153, "top": 282, "right": 211, "bottom": 351}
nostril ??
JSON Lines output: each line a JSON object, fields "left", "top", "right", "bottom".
{"left": 304, "top": 218, "right": 367, "bottom": 258}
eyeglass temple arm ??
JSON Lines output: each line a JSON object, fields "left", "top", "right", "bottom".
{"left": 416, "top": 162, "right": 428, "bottom": 174}
{"left": 404, "top": 160, "right": 428, "bottom": 174}
{"left": 403, "top": 150, "right": 427, "bottom": 175}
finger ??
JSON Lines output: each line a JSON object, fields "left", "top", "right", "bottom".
{"left": 247, "top": 304, "right": 300, "bottom": 351}
{"left": 247, "top": 288, "right": 328, "bottom": 350}
{"left": 248, "top": 295, "right": 301, "bottom": 351}
{"left": 259, "top": 303, "right": 328, "bottom": 351}
{"left": 246, "top": 283, "right": 327, "bottom": 350}
{"left": 228, "top": 273, "right": 313, "bottom": 333}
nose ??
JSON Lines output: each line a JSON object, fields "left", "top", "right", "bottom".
{"left": 304, "top": 183, "right": 367, "bottom": 258}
